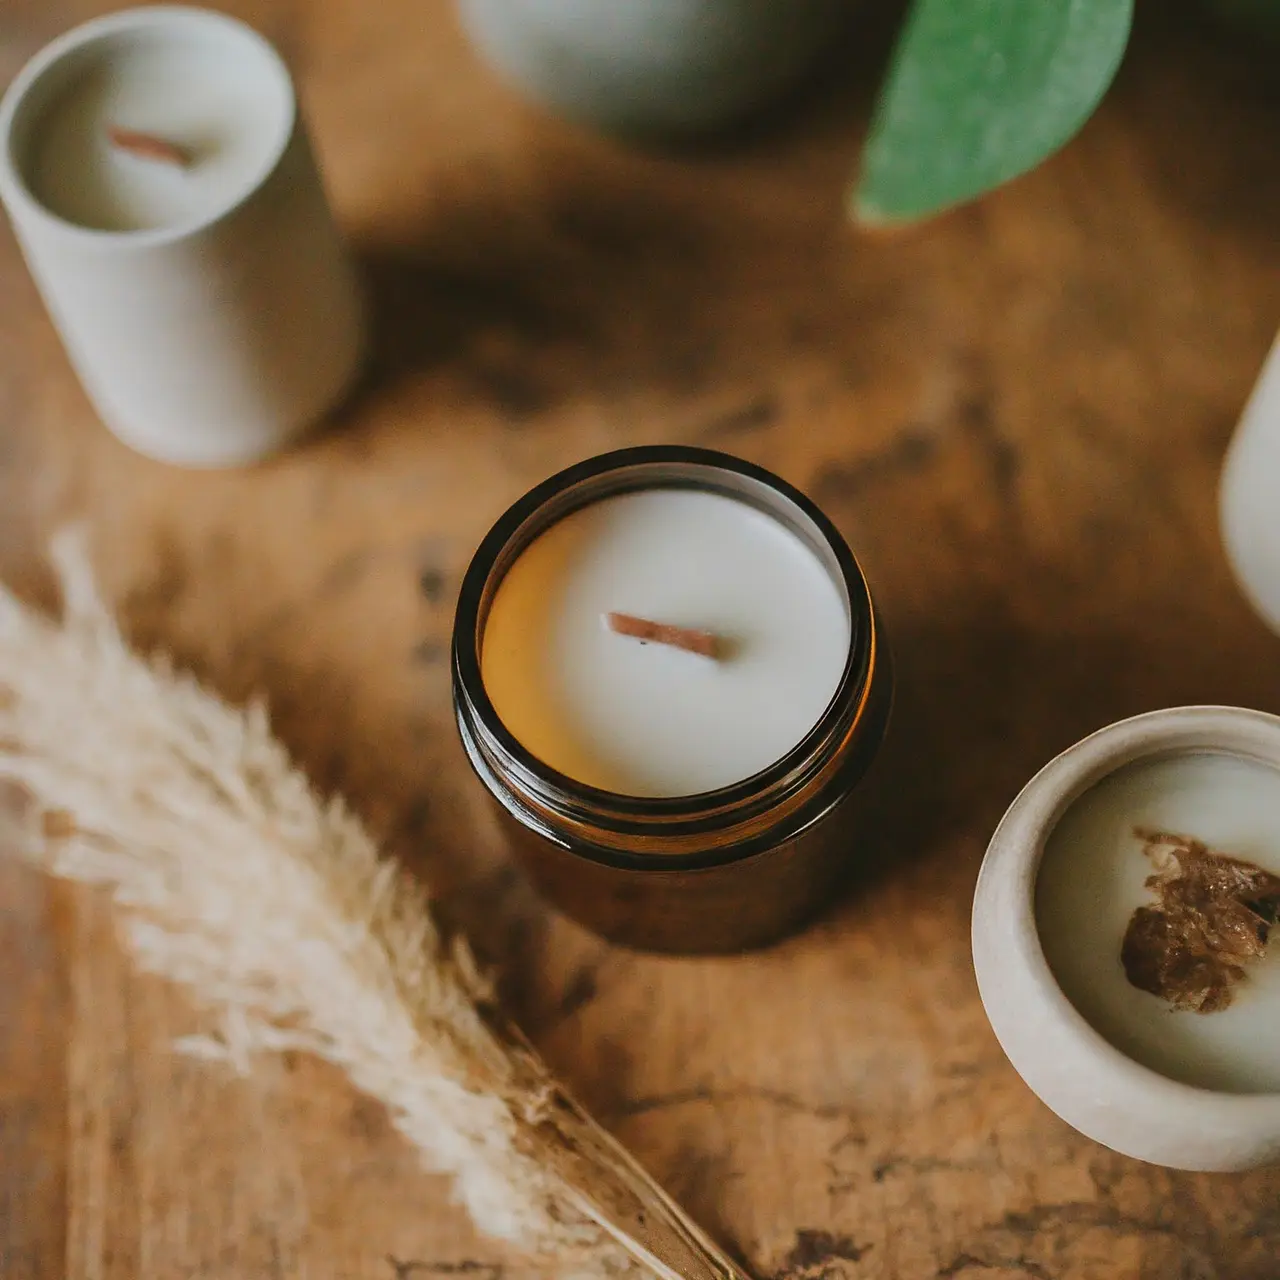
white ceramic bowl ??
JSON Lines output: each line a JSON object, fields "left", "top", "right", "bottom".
{"left": 457, "top": 0, "right": 849, "bottom": 137}
{"left": 972, "top": 705, "right": 1280, "bottom": 1171}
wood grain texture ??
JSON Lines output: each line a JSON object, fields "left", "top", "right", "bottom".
{"left": 2, "top": 2, "right": 1280, "bottom": 1277}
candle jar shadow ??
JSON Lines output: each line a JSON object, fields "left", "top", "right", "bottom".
{"left": 319, "top": 74, "right": 907, "bottom": 447}
{"left": 811, "top": 599, "right": 1280, "bottom": 932}
{"left": 344, "top": 188, "right": 721, "bottom": 426}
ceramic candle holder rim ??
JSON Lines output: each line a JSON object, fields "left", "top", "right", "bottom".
{"left": 974, "top": 705, "right": 1280, "bottom": 1166}
{"left": 0, "top": 4, "right": 297, "bottom": 248}
{"left": 452, "top": 444, "right": 885, "bottom": 860}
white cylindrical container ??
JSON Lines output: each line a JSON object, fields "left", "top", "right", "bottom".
{"left": 1222, "top": 332, "right": 1280, "bottom": 634}
{"left": 973, "top": 706, "right": 1280, "bottom": 1171}
{"left": 0, "top": 6, "right": 365, "bottom": 467}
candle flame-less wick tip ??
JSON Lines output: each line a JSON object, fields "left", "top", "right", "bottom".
{"left": 106, "top": 126, "right": 191, "bottom": 168}
{"left": 604, "top": 612, "right": 720, "bottom": 659}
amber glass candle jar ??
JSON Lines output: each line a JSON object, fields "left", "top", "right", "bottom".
{"left": 452, "top": 446, "right": 892, "bottom": 952}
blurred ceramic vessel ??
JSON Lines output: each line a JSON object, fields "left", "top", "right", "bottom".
{"left": 457, "top": 0, "right": 850, "bottom": 136}
{"left": 1221, "top": 333, "right": 1280, "bottom": 634}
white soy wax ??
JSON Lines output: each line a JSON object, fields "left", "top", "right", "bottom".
{"left": 1036, "top": 751, "right": 1280, "bottom": 1094}
{"left": 24, "top": 27, "right": 290, "bottom": 232}
{"left": 480, "top": 488, "right": 851, "bottom": 798}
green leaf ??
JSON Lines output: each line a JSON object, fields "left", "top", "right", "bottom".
{"left": 853, "top": 0, "right": 1134, "bottom": 226}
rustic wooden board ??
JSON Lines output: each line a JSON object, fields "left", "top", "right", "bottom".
{"left": 3, "top": 3, "right": 1280, "bottom": 1278}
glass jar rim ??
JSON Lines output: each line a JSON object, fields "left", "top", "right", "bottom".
{"left": 451, "top": 445, "right": 881, "bottom": 851}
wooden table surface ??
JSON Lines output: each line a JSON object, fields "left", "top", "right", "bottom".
{"left": 3, "top": 3, "right": 1280, "bottom": 1278}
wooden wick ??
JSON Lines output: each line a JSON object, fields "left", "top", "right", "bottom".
{"left": 604, "top": 612, "right": 719, "bottom": 659}
{"left": 107, "top": 126, "right": 191, "bottom": 168}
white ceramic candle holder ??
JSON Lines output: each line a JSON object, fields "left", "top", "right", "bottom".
{"left": 1222, "top": 332, "right": 1280, "bottom": 635}
{"left": 0, "top": 6, "right": 365, "bottom": 467}
{"left": 973, "top": 706, "right": 1280, "bottom": 1171}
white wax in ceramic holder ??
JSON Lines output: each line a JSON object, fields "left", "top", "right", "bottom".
{"left": 0, "top": 6, "right": 365, "bottom": 467}
{"left": 452, "top": 446, "right": 892, "bottom": 953}
{"left": 973, "top": 707, "right": 1280, "bottom": 1171}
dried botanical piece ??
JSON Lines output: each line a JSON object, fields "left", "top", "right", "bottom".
{"left": 1121, "top": 827, "right": 1280, "bottom": 1014}
{"left": 0, "top": 531, "right": 749, "bottom": 1280}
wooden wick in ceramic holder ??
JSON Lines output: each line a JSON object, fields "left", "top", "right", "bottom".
{"left": 107, "top": 125, "right": 191, "bottom": 167}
